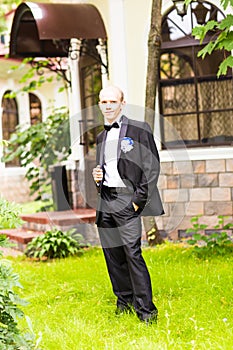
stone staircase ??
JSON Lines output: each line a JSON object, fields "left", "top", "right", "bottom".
{"left": 0, "top": 209, "right": 98, "bottom": 252}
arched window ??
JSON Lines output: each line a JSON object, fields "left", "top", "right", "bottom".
{"left": 159, "top": 1, "right": 233, "bottom": 148}
{"left": 1, "top": 91, "right": 20, "bottom": 166}
{"left": 29, "top": 93, "right": 42, "bottom": 125}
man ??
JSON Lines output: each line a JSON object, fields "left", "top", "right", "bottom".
{"left": 92, "top": 85, "right": 164, "bottom": 323}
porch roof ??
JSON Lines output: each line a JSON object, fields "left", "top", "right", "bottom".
{"left": 10, "top": 2, "right": 107, "bottom": 58}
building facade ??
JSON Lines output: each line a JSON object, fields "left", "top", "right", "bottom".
{"left": 0, "top": 0, "right": 232, "bottom": 237}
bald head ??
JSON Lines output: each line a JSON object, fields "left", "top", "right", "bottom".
{"left": 98, "top": 85, "right": 125, "bottom": 123}
{"left": 99, "top": 85, "right": 124, "bottom": 103}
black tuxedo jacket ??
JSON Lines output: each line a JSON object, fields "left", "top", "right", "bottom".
{"left": 95, "top": 115, "right": 164, "bottom": 221}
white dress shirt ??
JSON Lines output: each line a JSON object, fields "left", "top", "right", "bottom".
{"left": 103, "top": 116, "right": 126, "bottom": 187}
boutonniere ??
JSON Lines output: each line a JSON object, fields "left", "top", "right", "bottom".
{"left": 121, "top": 137, "right": 134, "bottom": 153}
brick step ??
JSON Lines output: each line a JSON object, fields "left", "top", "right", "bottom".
{"left": 0, "top": 228, "right": 44, "bottom": 252}
{"left": 21, "top": 209, "right": 96, "bottom": 231}
{"left": 20, "top": 208, "right": 99, "bottom": 247}
{"left": 0, "top": 209, "right": 99, "bottom": 252}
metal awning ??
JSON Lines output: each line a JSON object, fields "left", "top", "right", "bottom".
{"left": 10, "top": 2, "right": 107, "bottom": 58}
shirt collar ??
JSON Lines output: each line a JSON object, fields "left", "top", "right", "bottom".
{"left": 104, "top": 114, "right": 123, "bottom": 126}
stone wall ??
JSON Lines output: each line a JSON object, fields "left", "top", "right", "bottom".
{"left": 157, "top": 159, "right": 233, "bottom": 239}
{"left": 0, "top": 173, "right": 32, "bottom": 203}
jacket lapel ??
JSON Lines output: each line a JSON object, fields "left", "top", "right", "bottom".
{"left": 117, "top": 115, "right": 128, "bottom": 160}
{"left": 99, "top": 130, "right": 108, "bottom": 167}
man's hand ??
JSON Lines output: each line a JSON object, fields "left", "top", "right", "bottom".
{"left": 132, "top": 202, "right": 139, "bottom": 211}
{"left": 92, "top": 165, "right": 103, "bottom": 184}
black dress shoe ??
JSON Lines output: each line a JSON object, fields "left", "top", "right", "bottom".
{"left": 115, "top": 304, "right": 133, "bottom": 315}
{"left": 140, "top": 310, "right": 158, "bottom": 325}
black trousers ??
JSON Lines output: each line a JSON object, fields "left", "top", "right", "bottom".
{"left": 97, "top": 186, "right": 157, "bottom": 320}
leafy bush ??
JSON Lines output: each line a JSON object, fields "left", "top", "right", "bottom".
{"left": 186, "top": 215, "right": 233, "bottom": 257}
{"left": 0, "top": 236, "right": 41, "bottom": 349}
{"left": 192, "top": 0, "right": 233, "bottom": 76}
{"left": 25, "top": 229, "right": 86, "bottom": 260}
{"left": 2, "top": 107, "right": 70, "bottom": 208}
{"left": 0, "top": 197, "right": 24, "bottom": 229}
{"left": 0, "top": 199, "right": 41, "bottom": 348}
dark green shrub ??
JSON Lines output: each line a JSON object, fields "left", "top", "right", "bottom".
{"left": 186, "top": 215, "right": 233, "bottom": 257}
{"left": 0, "top": 236, "right": 41, "bottom": 349}
{"left": 25, "top": 229, "right": 86, "bottom": 260}
{"left": 0, "top": 198, "right": 41, "bottom": 348}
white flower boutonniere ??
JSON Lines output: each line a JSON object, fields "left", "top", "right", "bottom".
{"left": 121, "top": 137, "right": 134, "bottom": 153}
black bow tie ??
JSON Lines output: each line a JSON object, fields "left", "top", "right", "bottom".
{"left": 104, "top": 122, "right": 120, "bottom": 131}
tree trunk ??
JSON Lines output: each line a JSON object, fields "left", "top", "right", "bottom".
{"left": 143, "top": 0, "right": 164, "bottom": 246}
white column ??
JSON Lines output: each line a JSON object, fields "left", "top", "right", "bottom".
{"left": 96, "top": 38, "right": 109, "bottom": 88}
{"left": 108, "top": 0, "right": 128, "bottom": 97}
{"left": 68, "top": 38, "right": 84, "bottom": 162}
{"left": 17, "top": 92, "right": 30, "bottom": 127}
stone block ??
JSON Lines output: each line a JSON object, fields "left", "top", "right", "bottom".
{"left": 180, "top": 174, "right": 197, "bottom": 188}
{"left": 162, "top": 215, "right": 188, "bottom": 233}
{"left": 226, "top": 159, "right": 233, "bottom": 172}
{"left": 204, "top": 202, "right": 233, "bottom": 216}
{"left": 185, "top": 202, "right": 204, "bottom": 216}
{"left": 193, "top": 160, "right": 205, "bottom": 174}
{"left": 169, "top": 202, "right": 185, "bottom": 216}
{"left": 161, "top": 162, "right": 173, "bottom": 175}
{"left": 206, "top": 159, "right": 225, "bottom": 173}
{"left": 198, "top": 215, "right": 220, "bottom": 228}
{"left": 157, "top": 174, "right": 167, "bottom": 189}
{"left": 173, "top": 216, "right": 193, "bottom": 230}
{"left": 198, "top": 174, "right": 218, "bottom": 187}
{"left": 219, "top": 173, "right": 233, "bottom": 187}
{"left": 189, "top": 188, "right": 210, "bottom": 201}
{"left": 163, "top": 189, "right": 189, "bottom": 202}
{"left": 167, "top": 175, "right": 180, "bottom": 189}
{"left": 211, "top": 188, "right": 231, "bottom": 201}
{"left": 173, "top": 161, "right": 193, "bottom": 175}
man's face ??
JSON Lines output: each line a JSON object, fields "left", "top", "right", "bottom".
{"left": 99, "top": 88, "right": 124, "bottom": 123}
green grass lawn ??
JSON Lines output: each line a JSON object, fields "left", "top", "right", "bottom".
{"left": 10, "top": 244, "right": 233, "bottom": 350}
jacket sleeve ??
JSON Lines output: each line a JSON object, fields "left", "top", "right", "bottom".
{"left": 95, "top": 132, "right": 105, "bottom": 190}
{"left": 131, "top": 123, "right": 160, "bottom": 209}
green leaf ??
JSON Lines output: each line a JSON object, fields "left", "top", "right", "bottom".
{"left": 197, "top": 41, "right": 215, "bottom": 58}
{"left": 199, "top": 224, "right": 208, "bottom": 230}
{"left": 190, "top": 216, "right": 200, "bottom": 223}
{"left": 217, "top": 56, "right": 233, "bottom": 76}
{"left": 193, "top": 234, "right": 202, "bottom": 240}
{"left": 220, "top": 0, "right": 233, "bottom": 10}
{"left": 192, "top": 21, "right": 217, "bottom": 43}
{"left": 216, "top": 31, "right": 233, "bottom": 51}
{"left": 217, "top": 14, "right": 233, "bottom": 30}
{"left": 187, "top": 239, "right": 196, "bottom": 245}
{"left": 210, "top": 233, "right": 219, "bottom": 239}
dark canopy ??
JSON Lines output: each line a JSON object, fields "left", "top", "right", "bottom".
{"left": 10, "top": 2, "right": 107, "bottom": 58}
